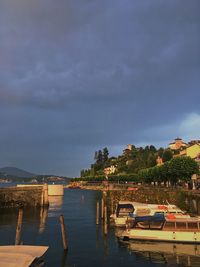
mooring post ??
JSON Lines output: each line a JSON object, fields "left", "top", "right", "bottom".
{"left": 43, "top": 183, "right": 49, "bottom": 207}
{"left": 101, "top": 198, "right": 104, "bottom": 219}
{"left": 176, "top": 255, "right": 180, "bottom": 264}
{"left": 187, "top": 255, "right": 191, "bottom": 266}
{"left": 104, "top": 206, "right": 108, "bottom": 235}
{"left": 40, "top": 190, "right": 44, "bottom": 206}
{"left": 15, "top": 208, "right": 23, "bottom": 245}
{"left": 96, "top": 201, "right": 100, "bottom": 225}
{"left": 111, "top": 199, "right": 114, "bottom": 215}
{"left": 59, "top": 215, "right": 68, "bottom": 251}
{"left": 104, "top": 206, "right": 108, "bottom": 224}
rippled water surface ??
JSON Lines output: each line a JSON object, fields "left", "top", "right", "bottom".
{"left": 0, "top": 188, "right": 200, "bottom": 267}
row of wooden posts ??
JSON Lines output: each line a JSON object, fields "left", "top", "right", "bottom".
{"left": 15, "top": 208, "right": 68, "bottom": 251}
{"left": 96, "top": 198, "right": 110, "bottom": 235}
{"left": 15, "top": 198, "right": 110, "bottom": 251}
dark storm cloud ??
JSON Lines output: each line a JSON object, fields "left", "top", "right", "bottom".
{"left": 0, "top": 0, "right": 199, "bottom": 175}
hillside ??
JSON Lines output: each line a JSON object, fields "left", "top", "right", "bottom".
{"left": 0, "top": 167, "right": 36, "bottom": 178}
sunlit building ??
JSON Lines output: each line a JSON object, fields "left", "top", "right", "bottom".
{"left": 104, "top": 165, "right": 117, "bottom": 176}
{"left": 168, "top": 138, "right": 187, "bottom": 151}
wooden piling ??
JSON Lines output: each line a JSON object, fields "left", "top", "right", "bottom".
{"left": 104, "top": 206, "right": 108, "bottom": 235}
{"left": 187, "top": 255, "right": 191, "bottom": 266}
{"left": 15, "top": 208, "right": 23, "bottom": 245}
{"left": 104, "top": 206, "right": 108, "bottom": 224}
{"left": 101, "top": 198, "right": 104, "bottom": 219}
{"left": 96, "top": 201, "right": 100, "bottom": 225}
{"left": 111, "top": 199, "right": 114, "bottom": 215}
{"left": 59, "top": 215, "right": 68, "bottom": 251}
{"left": 176, "top": 255, "right": 180, "bottom": 264}
{"left": 43, "top": 183, "right": 49, "bottom": 207}
{"left": 40, "top": 191, "right": 44, "bottom": 207}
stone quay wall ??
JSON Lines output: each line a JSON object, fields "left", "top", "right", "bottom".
{"left": 104, "top": 187, "right": 200, "bottom": 215}
{"left": 0, "top": 186, "right": 44, "bottom": 208}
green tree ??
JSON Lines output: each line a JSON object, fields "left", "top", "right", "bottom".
{"left": 103, "top": 147, "right": 109, "bottom": 162}
{"left": 162, "top": 149, "right": 173, "bottom": 162}
{"left": 168, "top": 156, "right": 199, "bottom": 185}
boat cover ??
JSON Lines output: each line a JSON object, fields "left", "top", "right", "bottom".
{"left": 0, "top": 245, "right": 48, "bottom": 267}
{"left": 134, "top": 213, "right": 165, "bottom": 223}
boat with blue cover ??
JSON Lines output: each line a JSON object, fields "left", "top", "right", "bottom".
{"left": 120, "top": 213, "right": 200, "bottom": 243}
{"left": 111, "top": 201, "right": 190, "bottom": 227}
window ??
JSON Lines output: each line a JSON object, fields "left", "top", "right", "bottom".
{"left": 188, "top": 222, "right": 198, "bottom": 229}
{"left": 176, "top": 222, "right": 186, "bottom": 229}
{"left": 164, "top": 222, "right": 175, "bottom": 229}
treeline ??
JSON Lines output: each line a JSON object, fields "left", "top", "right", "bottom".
{"left": 0, "top": 173, "right": 71, "bottom": 183}
{"left": 81, "top": 147, "right": 109, "bottom": 177}
{"left": 76, "top": 156, "right": 199, "bottom": 185}
{"left": 78, "top": 145, "right": 199, "bottom": 185}
{"left": 74, "top": 173, "right": 139, "bottom": 182}
{"left": 138, "top": 156, "right": 199, "bottom": 186}
{"left": 80, "top": 145, "right": 174, "bottom": 177}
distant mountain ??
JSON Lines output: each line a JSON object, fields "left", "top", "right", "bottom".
{"left": 0, "top": 167, "right": 36, "bottom": 178}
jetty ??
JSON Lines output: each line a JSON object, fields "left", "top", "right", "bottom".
{"left": 0, "top": 184, "right": 64, "bottom": 208}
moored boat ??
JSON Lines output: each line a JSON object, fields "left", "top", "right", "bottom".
{"left": 120, "top": 213, "right": 200, "bottom": 244}
{"left": 111, "top": 201, "right": 190, "bottom": 227}
{"left": 110, "top": 201, "right": 135, "bottom": 227}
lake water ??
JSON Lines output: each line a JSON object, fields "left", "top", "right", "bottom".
{"left": 0, "top": 188, "right": 200, "bottom": 267}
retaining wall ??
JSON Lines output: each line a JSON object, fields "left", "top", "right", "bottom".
{"left": 0, "top": 186, "right": 43, "bottom": 208}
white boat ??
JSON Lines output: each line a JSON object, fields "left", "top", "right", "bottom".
{"left": 120, "top": 214, "right": 200, "bottom": 244}
{"left": 0, "top": 245, "right": 48, "bottom": 267}
{"left": 110, "top": 201, "right": 135, "bottom": 227}
{"left": 111, "top": 201, "right": 189, "bottom": 227}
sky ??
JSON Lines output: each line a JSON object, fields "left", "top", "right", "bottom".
{"left": 0, "top": 0, "right": 199, "bottom": 177}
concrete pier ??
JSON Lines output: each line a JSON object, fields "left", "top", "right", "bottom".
{"left": 48, "top": 185, "right": 64, "bottom": 196}
{"left": 0, "top": 185, "right": 49, "bottom": 208}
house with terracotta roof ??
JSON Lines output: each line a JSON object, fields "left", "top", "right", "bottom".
{"left": 168, "top": 138, "right": 187, "bottom": 151}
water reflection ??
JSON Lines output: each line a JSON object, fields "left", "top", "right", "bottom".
{"left": 48, "top": 196, "right": 64, "bottom": 210}
{"left": 39, "top": 196, "right": 64, "bottom": 232}
{"left": 48, "top": 196, "right": 64, "bottom": 217}
{"left": 119, "top": 240, "right": 200, "bottom": 266}
{"left": 39, "top": 207, "right": 48, "bottom": 233}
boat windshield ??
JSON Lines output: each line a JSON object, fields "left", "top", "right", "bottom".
{"left": 116, "top": 204, "right": 134, "bottom": 217}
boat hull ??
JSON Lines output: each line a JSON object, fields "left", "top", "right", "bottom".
{"left": 114, "top": 217, "right": 128, "bottom": 227}
{"left": 122, "top": 229, "right": 200, "bottom": 244}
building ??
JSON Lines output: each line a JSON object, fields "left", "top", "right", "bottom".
{"left": 127, "top": 144, "right": 134, "bottom": 151}
{"left": 168, "top": 138, "right": 187, "bottom": 151}
{"left": 156, "top": 156, "right": 163, "bottom": 166}
{"left": 174, "top": 143, "right": 200, "bottom": 165}
{"left": 123, "top": 144, "right": 134, "bottom": 155}
{"left": 188, "top": 140, "right": 200, "bottom": 146}
{"left": 104, "top": 165, "right": 117, "bottom": 176}
{"left": 186, "top": 144, "right": 200, "bottom": 161}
